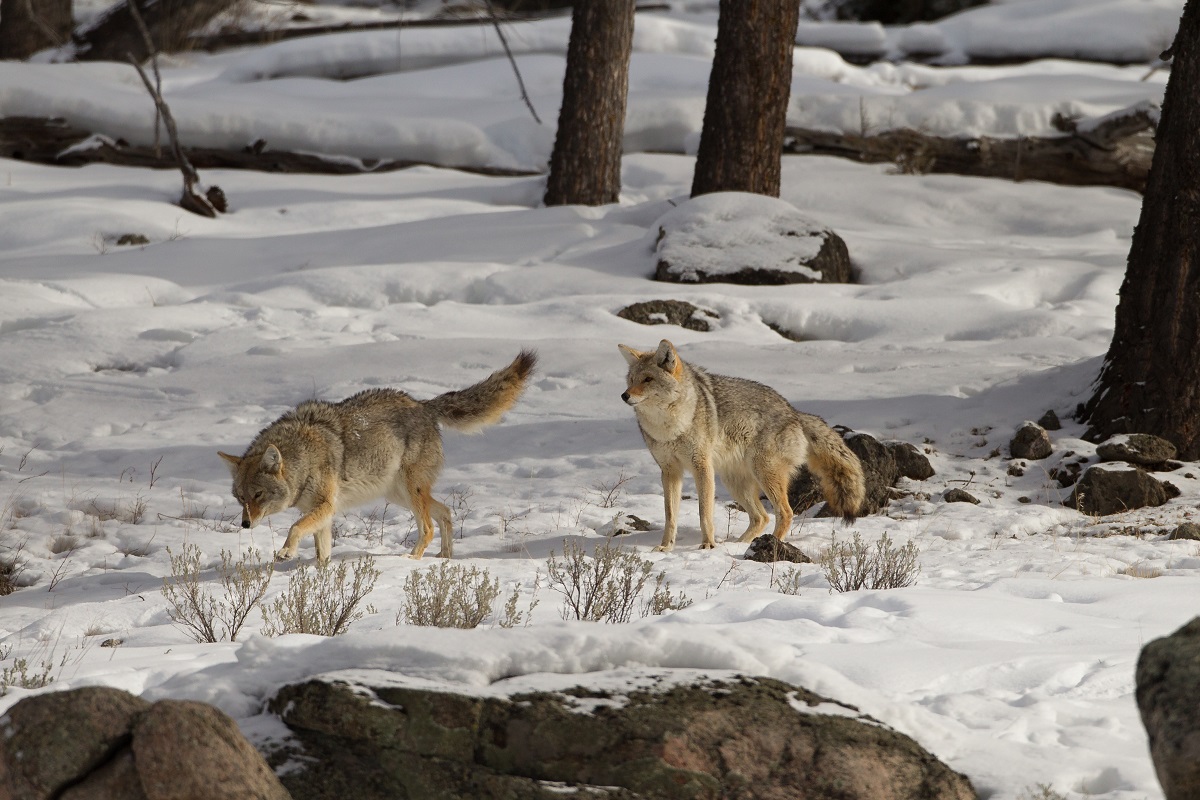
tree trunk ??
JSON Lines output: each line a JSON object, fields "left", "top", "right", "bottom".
{"left": 543, "top": 0, "right": 635, "bottom": 207}
{"left": 73, "top": 0, "right": 241, "bottom": 62}
{"left": 0, "top": 0, "right": 71, "bottom": 59}
{"left": 1080, "top": 1, "right": 1200, "bottom": 457}
{"left": 691, "top": 0, "right": 801, "bottom": 199}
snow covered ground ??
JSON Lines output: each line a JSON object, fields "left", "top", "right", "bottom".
{"left": 0, "top": 2, "right": 1194, "bottom": 798}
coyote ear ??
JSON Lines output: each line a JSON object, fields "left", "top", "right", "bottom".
{"left": 261, "top": 444, "right": 283, "bottom": 475}
{"left": 655, "top": 340, "right": 680, "bottom": 375}
{"left": 218, "top": 451, "right": 242, "bottom": 476}
{"left": 618, "top": 344, "right": 643, "bottom": 366}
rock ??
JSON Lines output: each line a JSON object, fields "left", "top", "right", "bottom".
{"left": 653, "top": 193, "right": 852, "bottom": 286}
{"left": 133, "top": 700, "right": 291, "bottom": 800}
{"left": 1007, "top": 462, "right": 1026, "bottom": 477}
{"left": 0, "top": 686, "right": 149, "bottom": 800}
{"left": 1065, "top": 465, "right": 1180, "bottom": 517}
{"left": 1096, "top": 434, "right": 1178, "bottom": 469}
{"left": 744, "top": 534, "right": 812, "bottom": 564}
{"left": 1048, "top": 457, "right": 1087, "bottom": 488}
{"left": 115, "top": 233, "right": 149, "bottom": 246}
{"left": 943, "top": 488, "right": 980, "bottom": 505}
{"left": 890, "top": 441, "right": 935, "bottom": 480}
{"left": 270, "top": 675, "right": 977, "bottom": 800}
{"left": 617, "top": 299, "right": 719, "bottom": 332}
{"left": 1136, "top": 618, "right": 1200, "bottom": 799}
{"left": 0, "top": 688, "right": 288, "bottom": 800}
{"left": 789, "top": 430, "right": 934, "bottom": 519}
{"left": 1010, "top": 422, "right": 1052, "bottom": 460}
{"left": 1168, "top": 523, "right": 1200, "bottom": 541}
{"left": 1037, "top": 410, "right": 1062, "bottom": 431}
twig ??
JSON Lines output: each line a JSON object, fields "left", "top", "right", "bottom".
{"left": 482, "top": 0, "right": 542, "bottom": 125}
{"left": 125, "top": 2, "right": 163, "bottom": 156}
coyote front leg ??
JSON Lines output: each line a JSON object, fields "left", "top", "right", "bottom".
{"left": 278, "top": 478, "right": 337, "bottom": 562}
{"left": 654, "top": 462, "right": 683, "bottom": 552}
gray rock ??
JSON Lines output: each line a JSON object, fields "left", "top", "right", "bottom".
{"left": 1010, "top": 422, "right": 1052, "bottom": 461}
{"left": 1065, "top": 465, "right": 1180, "bottom": 516}
{"left": 616, "top": 300, "right": 719, "bottom": 332}
{"left": 1096, "top": 434, "right": 1178, "bottom": 469}
{"left": 789, "top": 430, "right": 934, "bottom": 519}
{"left": 943, "top": 488, "right": 980, "bottom": 505}
{"left": 656, "top": 228, "right": 851, "bottom": 285}
{"left": 270, "top": 675, "right": 977, "bottom": 800}
{"left": 0, "top": 686, "right": 149, "bottom": 800}
{"left": 0, "top": 688, "right": 289, "bottom": 800}
{"left": 889, "top": 441, "right": 935, "bottom": 480}
{"left": 744, "top": 534, "right": 812, "bottom": 564}
{"left": 1037, "top": 410, "right": 1062, "bottom": 431}
{"left": 1137, "top": 617, "right": 1200, "bottom": 800}
{"left": 1168, "top": 523, "right": 1200, "bottom": 541}
{"left": 133, "top": 700, "right": 291, "bottom": 800}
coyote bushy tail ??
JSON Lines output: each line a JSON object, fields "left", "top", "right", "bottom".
{"left": 425, "top": 349, "right": 538, "bottom": 432}
{"left": 801, "top": 416, "right": 866, "bottom": 524}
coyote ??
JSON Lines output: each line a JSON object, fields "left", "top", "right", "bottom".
{"left": 619, "top": 340, "right": 864, "bottom": 551}
{"left": 219, "top": 350, "right": 537, "bottom": 562}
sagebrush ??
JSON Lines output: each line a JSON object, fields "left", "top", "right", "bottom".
{"left": 397, "top": 561, "right": 535, "bottom": 629}
{"left": 261, "top": 554, "right": 380, "bottom": 637}
{"left": 161, "top": 544, "right": 273, "bottom": 643}
{"left": 819, "top": 532, "right": 920, "bottom": 592}
{"left": 546, "top": 538, "right": 690, "bottom": 623}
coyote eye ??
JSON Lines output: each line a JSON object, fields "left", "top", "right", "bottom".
{"left": 253, "top": 491, "right": 264, "bottom": 502}
{"left": 641, "top": 376, "right": 652, "bottom": 384}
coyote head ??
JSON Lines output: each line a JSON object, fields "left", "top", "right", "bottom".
{"left": 618, "top": 339, "right": 684, "bottom": 408}
{"left": 217, "top": 445, "right": 291, "bottom": 528}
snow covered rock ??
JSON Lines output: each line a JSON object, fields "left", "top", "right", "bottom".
{"left": 617, "top": 299, "right": 720, "bottom": 332}
{"left": 1010, "top": 421, "right": 1052, "bottom": 461}
{"left": 790, "top": 429, "right": 933, "bottom": 518}
{"left": 1065, "top": 464, "right": 1180, "bottom": 517}
{"left": 653, "top": 193, "right": 852, "bottom": 286}
{"left": 744, "top": 534, "right": 812, "bottom": 564}
{"left": 268, "top": 674, "right": 977, "bottom": 800}
{"left": 1096, "top": 433, "right": 1178, "bottom": 470}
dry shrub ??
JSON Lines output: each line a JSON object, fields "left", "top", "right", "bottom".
{"left": 161, "top": 544, "right": 273, "bottom": 643}
{"left": 397, "top": 562, "right": 534, "bottom": 629}
{"left": 261, "top": 555, "right": 380, "bottom": 637}
{"left": 819, "top": 531, "right": 920, "bottom": 592}
{"left": 546, "top": 538, "right": 690, "bottom": 623}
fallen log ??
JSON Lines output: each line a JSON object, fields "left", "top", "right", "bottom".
{"left": 785, "top": 102, "right": 1156, "bottom": 192}
{"left": 0, "top": 116, "right": 539, "bottom": 177}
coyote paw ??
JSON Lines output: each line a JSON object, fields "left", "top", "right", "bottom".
{"left": 698, "top": 541, "right": 716, "bottom": 550}
{"left": 274, "top": 549, "right": 295, "bottom": 562}
{"left": 402, "top": 551, "right": 426, "bottom": 560}
{"left": 652, "top": 544, "right": 675, "bottom": 553}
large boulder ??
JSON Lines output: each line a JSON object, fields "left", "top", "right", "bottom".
{"left": 1136, "top": 618, "right": 1200, "bottom": 799}
{"left": 789, "top": 430, "right": 933, "bottom": 518}
{"left": 1065, "top": 464, "right": 1180, "bottom": 516}
{"left": 0, "top": 687, "right": 289, "bottom": 800}
{"left": 1096, "top": 434, "right": 1178, "bottom": 470}
{"left": 653, "top": 193, "right": 852, "bottom": 286}
{"left": 269, "top": 675, "right": 976, "bottom": 800}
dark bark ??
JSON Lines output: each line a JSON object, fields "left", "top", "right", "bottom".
{"left": 543, "top": 0, "right": 635, "bottom": 206}
{"left": 691, "top": 0, "right": 801, "bottom": 199}
{"left": 1080, "top": 1, "right": 1200, "bottom": 457}
{"left": 72, "top": 0, "right": 241, "bottom": 62}
{"left": 0, "top": 0, "right": 70, "bottom": 59}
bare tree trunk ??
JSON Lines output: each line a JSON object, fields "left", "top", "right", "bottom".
{"left": 0, "top": 0, "right": 70, "bottom": 59}
{"left": 73, "top": 0, "right": 241, "bottom": 62}
{"left": 1080, "top": 1, "right": 1200, "bottom": 457}
{"left": 543, "top": 0, "right": 635, "bottom": 207}
{"left": 691, "top": 0, "right": 801, "bottom": 199}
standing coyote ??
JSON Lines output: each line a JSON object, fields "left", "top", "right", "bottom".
{"left": 218, "top": 350, "right": 537, "bottom": 562}
{"left": 619, "top": 340, "right": 864, "bottom": 551}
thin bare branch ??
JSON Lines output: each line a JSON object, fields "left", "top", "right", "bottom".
{"left": 483, "top": 0, "right": 542, "bottom": 125}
